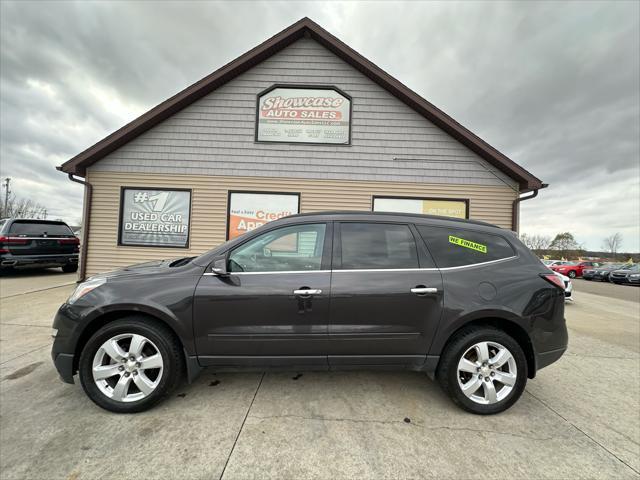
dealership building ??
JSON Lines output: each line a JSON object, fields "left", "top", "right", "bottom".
{"left": 58, "top": 18, "right": 545, "bottom": 279}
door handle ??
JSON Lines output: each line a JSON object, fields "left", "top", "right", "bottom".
{"left": 293, "top": 289, "right": 322, "bottom": 296}
{"left": 411, "top": 287, "right": 438, "bottom": 295}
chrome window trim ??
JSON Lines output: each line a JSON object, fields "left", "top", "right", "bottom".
{"left": 437, "top": 255, "right": 518, "bottom": 271}
{"left": 202, "top": 256, "right": 517, "bottom": 276}
{"left": 333, "top": 267, "right": 437, "bottom": 273}
{"left": 203, "top": 270, "right": 331, "bottom": 276}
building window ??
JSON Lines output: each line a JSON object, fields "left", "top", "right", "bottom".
{"left": 227, "top": 191, "right": 300, "bottom": 240}
{"left": 372, "top": 196, "right": 469, "bottom": 219}
{"left": 256, "top": 85, "right": 351, "bottom": 145}
{"left": 118, "top": 187, "right": 191, "bottom": 248}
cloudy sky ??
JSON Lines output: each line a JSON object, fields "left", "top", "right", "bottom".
{"left": 1, "top": 0, "right": 638, "bottom": 251}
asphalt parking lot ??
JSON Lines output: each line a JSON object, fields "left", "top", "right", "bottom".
{"left": 0, "top": 271, "right": 638, "bottom": 479}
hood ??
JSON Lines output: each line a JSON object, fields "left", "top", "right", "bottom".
{"left": 611, "top": 269, "right": 634, "bottom": 276}
{"left": 595, "top": 266, "right": 617, "bottom": 272}
{"left": 552, "top": 265, "right": 572, "bottom": 270}
{"left": 89, "top": 257, "right": 196, "bottom": 281}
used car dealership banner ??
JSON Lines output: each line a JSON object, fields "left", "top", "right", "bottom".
{"left": 257, "top": 87, "right": 351, "bottom": 144}
{"left": 228, "top": 192, "right": 299, "bottom": 239}
{"left": 119, "top": 188, "right": 191, "bottom": 247}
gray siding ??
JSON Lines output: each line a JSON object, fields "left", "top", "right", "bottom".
{"left": 92, "top": 38, "right": 518, "bottom": 190}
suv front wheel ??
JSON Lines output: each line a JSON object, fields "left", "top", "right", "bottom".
{"left": 78, "top": 317, "right": 183, "bottom": 413}
{"left": 437, "top": 326, "right": 527, "bottom": 415}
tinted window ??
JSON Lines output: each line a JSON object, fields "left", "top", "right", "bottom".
{"left": 340, "top": 223, "right": 418, "bottom": 270}
{"left": 228, "top": 223, "right": 326, "bottom": 272}
{"left": 417, "top": 226, "right": 515, "bottom": 268}
{"left": 9, "top": 221, "right": 74, "bottom": 237}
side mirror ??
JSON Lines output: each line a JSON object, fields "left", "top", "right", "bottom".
{"left": 211, "top": 257, "right": 229, "bottom": 276}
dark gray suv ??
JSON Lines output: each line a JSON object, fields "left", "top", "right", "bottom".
{"left": 51, "top": 212, "right": 567, "bottom": 414}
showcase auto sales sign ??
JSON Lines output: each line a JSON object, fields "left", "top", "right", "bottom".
{"left": 257, "top": 87, "right": 351, "bottom": 144}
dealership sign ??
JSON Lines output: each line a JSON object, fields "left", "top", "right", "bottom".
{"left": 119, "top": 188, "right": 191, "bottom": 247}
{"left": 256, "top": 86, "right": 351, "bottom": 144}
{"left": 373, "top": 197, "right": 468, "bottom": 219}
{"left": 228, "top": 192, "right": 299, "bottom": 239}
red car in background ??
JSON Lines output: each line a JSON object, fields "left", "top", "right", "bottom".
{"left": 550, "top": 261, "right": 600, "bottom": 279}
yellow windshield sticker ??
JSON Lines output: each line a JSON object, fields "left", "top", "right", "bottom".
{"left": 449, "top": 235, "right": 487, "bottom": 253}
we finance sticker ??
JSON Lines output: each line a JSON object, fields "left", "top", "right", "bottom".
{"left": 448, "top": 235, "right": 487, "bottom": 253}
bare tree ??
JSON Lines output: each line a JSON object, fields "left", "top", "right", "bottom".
{"left": 520, "top": 233, "right": 552, "bottom": 251}
{"left": 0, "top": 193, "right": 47, "bottom": 219}
{"left": 548, "top": 232, "right": 583, "bottom": 259}
{"left": 602, "top": 233, "right": 623, "bottom": 256}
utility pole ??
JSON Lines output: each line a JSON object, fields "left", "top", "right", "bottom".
{"left": 2, "top": 177, "right": 10, "bottom": 218}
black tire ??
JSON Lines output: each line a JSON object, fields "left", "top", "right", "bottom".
{"left": 62, "top": 264, "right": 78, "bottom": 273}
{"left": 437, "top": 326, "right": 527, "bottom": 415}
{"left": 78, "top": 317, "right": 184, "bottom": 413}
{"left": 567, "top": 270, "right": 577, "bottom": 279}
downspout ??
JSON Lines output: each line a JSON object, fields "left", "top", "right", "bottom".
{"left": 67, "top": 173, "right": 92, "bottom": 282}
{"left": 511, "top": 183, "right": 548, "bottom": 232}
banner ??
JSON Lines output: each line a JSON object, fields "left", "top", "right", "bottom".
{"left": 256, "top": 87, "right": 350, "bottom": 144}
{"left": 119, "top": 188, "right": 191, "bottom": 247}
{"left": 228, "top": 192, "right": 299, "bottom": 240}
{"left": 373, "top": 197, "right": 468, "bottom": 219}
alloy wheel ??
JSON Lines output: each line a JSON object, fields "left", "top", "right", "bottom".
{"left": 92, "top": 333, "right": 164, "bottom": 403}
{"left": 456, "top": 341, "right": 517, "bottom": 405}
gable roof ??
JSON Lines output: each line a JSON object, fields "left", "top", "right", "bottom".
{"left": 58, "top": 17, "right": 543, "bottom": 192}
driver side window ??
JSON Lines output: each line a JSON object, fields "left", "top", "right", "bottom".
{"left": 228, "top": 223, "right": 326, "bottom": 273}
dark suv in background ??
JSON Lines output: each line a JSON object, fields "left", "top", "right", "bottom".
{"left": 51, "top": 212, "right": 567, "bottom": 415}
{"left": 0, "top": 218, "right": 79, "bottom": 273}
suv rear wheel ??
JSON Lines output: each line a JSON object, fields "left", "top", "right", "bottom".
{"left": 437, "top": 326, "right": 527, "bottom": 415}
{"left": 78, "top": 317, "right": 183, "bottom": 413}
{"left": 62, "top": 264, "right": 78, "bottom": 273}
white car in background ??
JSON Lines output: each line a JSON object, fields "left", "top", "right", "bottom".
{"left": 542, "top": 259, "right": 570, "bottom": 267}
{"left": 554, "top": 271, "right": 573, "bottom": 301}
{"left": 542, "top": 260, "right": 573, "bottom": 301}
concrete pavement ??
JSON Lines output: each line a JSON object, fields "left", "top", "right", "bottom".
{"left": 0, "top": 269, "right": 76, "bottom": 299}
{"left": 573, "top": 277, "right": 640, "bottom": 303}
{"left": 0, "top": 275, "right": 638, "bottom": 479}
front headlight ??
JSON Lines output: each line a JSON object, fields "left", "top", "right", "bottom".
{"left": 630, "top": 274, "right": 640, "bottom": 279}
{"left": 67, "top": 277, "right": 106, "bottom": 304}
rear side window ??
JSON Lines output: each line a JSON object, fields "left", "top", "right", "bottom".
{"left": 339, "top": 223, "right": 418, "bottom": 270}
{"left": 417, "top": 226, "right": 515, "bottom": 268}
{"left": 8, "top": 221, "right": 74, "bottom": 237}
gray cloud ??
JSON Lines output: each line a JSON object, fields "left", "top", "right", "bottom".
{"left": 1, "top": 0, "right": 638, "bottom": 249}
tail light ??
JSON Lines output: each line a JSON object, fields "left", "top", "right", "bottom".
{"left": 0, "top": 236, "right": 28, "bottom": 253}
{"left": 540, "top": 273, "right": 565, "bottom": 290}
{"left": 59, "top": 237, "right": 80, "bottom": 252}
{"left": 58, "top": 238, "right": 80, "bottom": 244}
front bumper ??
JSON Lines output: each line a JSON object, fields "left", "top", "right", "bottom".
{"left": 610, "top": 275, "right": 631, "bottom": 284}
{"left": 51, "top": 303, "right": 85, "bottom": 384}
{"left": 52, "top": 352, "right": 75, "bottom": 383}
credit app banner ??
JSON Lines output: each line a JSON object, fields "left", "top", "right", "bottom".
{"left": 228, "top": 192, "right": 299, "bottom": 239}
